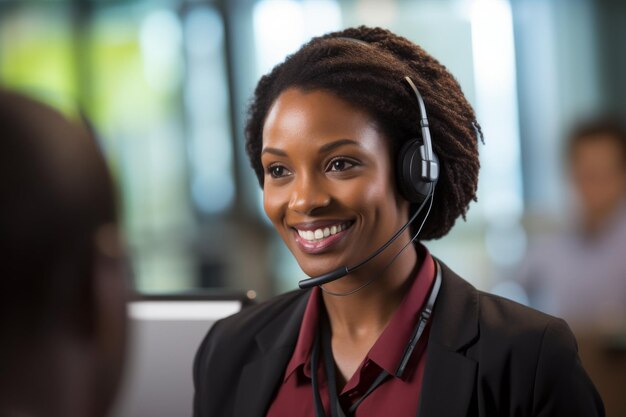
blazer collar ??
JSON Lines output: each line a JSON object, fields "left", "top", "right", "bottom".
{"left": 234, "top": 290, "right": 310, "bottom": 417}
{"left": 429, "top": 259, "right": 479, "bottom": 350}
{"left": 417, "top": 259, "right": 479, "bottom": 417}
{"left": 249, "top": 260, "right": 479, "bottom": 354}
{"left": 234, "top": 260, "right": 481, "bottom": 417}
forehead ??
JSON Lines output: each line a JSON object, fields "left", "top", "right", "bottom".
{"left": 571, "top": 134, "right": 626, "bottom": 161}
{"left": 262, "top": 88, "right": 388, "bottom": 152}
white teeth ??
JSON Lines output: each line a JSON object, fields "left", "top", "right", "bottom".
{"left": 297, "top": 222, "right": 350, "bottom": 242}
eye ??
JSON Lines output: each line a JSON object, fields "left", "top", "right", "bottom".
{"left": 267, "top": 164, "right": 292, "bottom": 178}
{"left": 327, "top": 158, "right": 357, "bottom": 172}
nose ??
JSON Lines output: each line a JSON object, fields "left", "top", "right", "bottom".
{"left": 288, "top": 173, "right": 331, "bottom": 215}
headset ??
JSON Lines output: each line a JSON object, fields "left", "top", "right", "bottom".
{"left": 397, "top": 76, "right": 439, "bottom": 204}
{"left": 298, "top": 70, "right": 440, "bottom": 289}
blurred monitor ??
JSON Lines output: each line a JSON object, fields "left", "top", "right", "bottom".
{"left": 111, "top": 293, "right": 252, "bottom": 417}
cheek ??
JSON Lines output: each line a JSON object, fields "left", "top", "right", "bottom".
{"left": 263, "top": 186, "right": 286, "bottom": 227}
{"left": 337, "top": 174, "right": 398, "bottom": 216}
{"left": 363, "top": 173, "right": 410, "bottom": 225}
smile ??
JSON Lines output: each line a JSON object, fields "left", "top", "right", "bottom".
{"left": 296, "top": 222, "right": 351, "bottom": 242}
{"left": 291, "top": 221, "right": 354, "bottom": 254}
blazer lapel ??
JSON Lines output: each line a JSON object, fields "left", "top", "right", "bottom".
{"left": 234, "top": 347, "right": 295, "bottom": 417}
{"left": 417, "top": 343, "right": 477, "bottom": 417}
{"left": 234, "top": 291, "right": 310, "bottom": 417}
{"left": 418, "top": 261, "right": 479, "bottom": 417}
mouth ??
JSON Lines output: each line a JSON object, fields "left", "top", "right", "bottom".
{"left": 290, "top": 220, "right": 355, "bottom": 254}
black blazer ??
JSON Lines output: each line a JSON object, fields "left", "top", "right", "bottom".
{"left": 193, "top": 261, "right": 604, "bottom": 417}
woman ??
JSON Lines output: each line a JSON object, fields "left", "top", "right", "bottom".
{"left": 193, "top": 26, "right": 603, "bottom": 417}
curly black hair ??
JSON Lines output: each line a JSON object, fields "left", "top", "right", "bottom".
{"left": 245, "top": 26, "right": 482, "bottom": 240}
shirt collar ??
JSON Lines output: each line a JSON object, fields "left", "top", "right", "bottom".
{"left": 283, "top": 285, "right": 322, "bottom": 381}
{"left": 368, "top": 245, "right": 435, "bottom": 378}
{"left": 282, "top": 244, "right": 436, "bottom": 382}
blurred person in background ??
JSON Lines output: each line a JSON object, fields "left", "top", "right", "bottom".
{"left": 194, "top": 26, "right": 603, "bottom": 417}
{"left": 0, "top": 90, "right": 128, "bottom": 417}
{"left": 518, "top": 118, "right": 626, "bottom": 331}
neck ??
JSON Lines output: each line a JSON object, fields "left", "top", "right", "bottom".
{"left": 321, "top": 243, "right": 419, "bottom": 339}
{"left": 581, "top": 203, "right": 623, "bottom": 236}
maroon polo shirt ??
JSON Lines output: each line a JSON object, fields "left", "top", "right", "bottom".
{"left": 266, "top": 247, "right": 436, "bottom": 417}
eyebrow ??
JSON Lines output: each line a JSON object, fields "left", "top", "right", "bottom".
{"left": 261, "top": 147, "right": 287, "bottom": 157}
{"left": 319, "top": 138, "right": 360, "bottom": 153}
{"left": 261, "top": 138, "right": 360, "bottom": 157}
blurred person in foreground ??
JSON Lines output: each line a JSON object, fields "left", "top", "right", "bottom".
{"left": 0, "top": 90, "right": 128, "bottom": 417}
{"left": 518, "top": 118, "right": 626, "bottom": 331}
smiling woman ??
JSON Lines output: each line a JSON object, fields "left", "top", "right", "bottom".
{"left": 193, "top": 26, "right": 604, "bottom": 417}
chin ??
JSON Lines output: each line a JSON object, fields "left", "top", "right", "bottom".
{"left": 298, "top": 263, "right": 330, "bottom": 279}
{"left": 293, "top": 256, "right": 340, "bottom": 279}
{"left": 284, "top": 234, "right": 355, "bottom": 278}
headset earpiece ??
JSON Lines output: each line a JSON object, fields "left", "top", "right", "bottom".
{"left": 396, "top": 76, "right": 439, "bottom": 205}
{"left": 397, "top": 139, "right": 439, "bottom": 204}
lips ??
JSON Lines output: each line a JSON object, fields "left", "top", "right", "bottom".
{"left": 290, "top": 220, "right": 354, "bottom": 254}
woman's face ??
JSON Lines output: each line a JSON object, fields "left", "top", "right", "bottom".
{"left": 261, "top": 88, "right": 412, "bottom": 278}
{"left": 570, "top": 134, "right": 626, "bottom": 216}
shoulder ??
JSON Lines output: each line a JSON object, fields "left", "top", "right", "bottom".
{"left": 438, "top": 260, "right": 573, "bottom": 351}
{"left": 478, "top": 291, "right": 603, "bottom": 414}
{"left": 475, "top": 289, "right": 584, "bottom": 389}
{"left": 477, "top": 289, "right": 574, "bottom": 350}
{"left": 443, "top": 263, "right": 580, "bottom": 365}
{"left": 192, "top": 289, "right": 310, "bottom": 416}
{"left": 439, "top": 266, "right": 603, "bottom": 415}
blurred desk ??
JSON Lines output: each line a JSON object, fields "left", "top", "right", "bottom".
{"left": 576, "top": 331, "right": 626, "bottom": 417}
{"left": 111, "top": 292, "right": 253, "bottom": 417}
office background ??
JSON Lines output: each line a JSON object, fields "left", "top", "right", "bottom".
{"left": 4, "top": 1, "right": 626, "bottom": 415}
{"left": 1, "top": 0, "right": 625, "bottom": 300}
